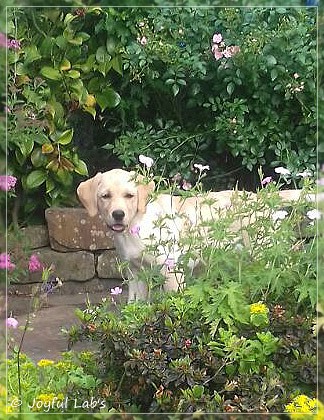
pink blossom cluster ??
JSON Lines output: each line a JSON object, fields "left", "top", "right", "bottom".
{"left": 28, "top": 254, "right": 43, "bottom": 272}
{"left": 211, "top": 33, "right": 240, "bottom": 61}
{"left": 0, "top": 253, "right": 15, "bottom": 270}
{"left": 0, "top": 175, "right": 17, "bottom": 191}
{"left": 0, "top": 32, "right": 21, "bottom": 49}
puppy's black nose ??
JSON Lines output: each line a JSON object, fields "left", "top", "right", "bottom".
{"left": 112, "top": 209, "right": 125, "bottom": 221}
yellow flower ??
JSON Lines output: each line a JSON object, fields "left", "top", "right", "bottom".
{"left": 55, "top": 361, "right": 73, "bottom": 370}
{"left": 250, "top": 302, "right": 269, "bottom": 315}
{"left": 285, "top": 394, "right": 322, "bottom": 419}
{"left": 37, "top": 359, "right": 54, "bottom": 367}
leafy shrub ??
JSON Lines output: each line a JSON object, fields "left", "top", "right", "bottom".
{"left": 4, "top": 6, "right": 317, "bottom": 224}
{"left": 64, "top": 182, "right": 317, "bottom": 414}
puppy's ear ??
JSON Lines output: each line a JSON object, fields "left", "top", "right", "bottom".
{"left": 137, "top": 180, "right": 155, "bottom": 214}
{"left": 77, "top": 173, "right": 102, "bottom": 217}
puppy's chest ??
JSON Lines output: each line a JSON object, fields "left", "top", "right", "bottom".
{"left": 114, "top": 234, "right": 144, "bottom": 262}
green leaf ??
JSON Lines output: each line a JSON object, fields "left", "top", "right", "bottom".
{"left": 172, "top": 84, "right": 180, "bottom": 96}
{"left": 31, "top": 148, "right": 47, "bottom": 168}
{"left": 96, "top": 46, "right": 110, "bottom": 64}
{"left": 266, "top": 55, "right": 277, "bottom": 66}
{"left": 26, "top": 170, "right": 47, "bottom": 189}
{"left": 270, "top": 68, "right": 278, "bottom": 81}
{"left": 40, "top": 66, "right": 62, "bottom": 81}
{"left": 24, "top": 45, "right": 42, "bottom": 65}
{"left": 227, "top": 82, "right": 235, "bottom": 96}
{"left": 67, "top": 70, "right": 81, "bottom": 79}
{"left": 111, "top": 55, "right": 123, "bottom": 75}
{"left": 74, "top": 159, "right": 88, "bottom": 176}
{"left": 96, "top": 87, "right": 121, "bottom": 111}
{"left": 57, "top": 129, "right": 73, "bottom": 145}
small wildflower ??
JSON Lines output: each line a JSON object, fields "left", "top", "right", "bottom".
{"left": 212, "top": 44, "right": 223, "bottom": 60}
{"left": 296, "top": 170, "right": 312, "bottom": 178}
{"left": 139, "top": 154, "right": 154, "bottom": 168}
{"left": 212, "top": 33, "right": 223, "bottom": 44}
{"left": 275, "top": 166, "right": 291, "bottom": 176}
{"left": 184, "top": 339, "right": 192, "bottom": 348}
{"left": 7, "top": 39, "right": 21, "bottom": 49}
{"left": 129, "top": 224, "right": 140, "bottom": 236}
{"left": 182, "top": 180, "right": 192, "bottom": 191}
{"left": 261, "top": 176, "right": 272, "bottom": 186}
{"left": 28, "top": 254, "right": 43, "bottom": 272}
{"left": 193, "top": 163, "right": 210, "bottom": 173}
{"left": 138, "top": 36, "right": 147, "bottom": 46}
{"left": 250, "top": 302, "right": 269, "bottom": 315}
{"left": 110, "top": 286, "right": 123, "bottom": 295}
{"left": 6, "top": 317, "right": 18, "bottom": 329}
{"left": 307, "top": 209, "right": 321, "bottom": 220}
{"left": 272, "top": 210, "right": 288, "bottom": 221}
{"left": 285, "top": 394, "right": 318, "bottom": 414}
{"left": 0, "top": 175, "right": 17, "bottom": 191}
{"left": 164, "top": 257, "right": 176, "bottom": 271}
{"left": 0, "top": 253, "right": 15, "bottom": 270}
{"left": 293, "top": 72, "right": 300, "bottom": 79}
{"left": 37, "top": 359, "right": 55, "bottom": 367}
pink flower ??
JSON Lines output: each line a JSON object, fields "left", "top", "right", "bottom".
{"left": 212, "top": 33, "right": 223, "bottom": 44}
{"left": 223, "top": 45, "right": 240, "bottom": 58}
{"left": 138, "top": 36, "right": 147, "bottom": 46}
{"left": 182, "top": 180, "right": 192, "bottom": 191}
{"left": 110, "top": 286, "right": 123, "bottom": 295}
{"left": 0, "top": 32, "right": 8, "bottom": 48}
{"left": 0, "top": 253, "right": 15, "bottom": 270}
{"left": 0, "top": 175, "right": 17, "bottom": 191}
{"left": 212, "top": 44, "right": 223, "bottom": 60}
{"left": 7, "top": 39, "right": 21, "bottom": 49}
{"left": 164, "top": 257, "right": 176, "bottom": 271}
{"left": 184, "top": 339, "right": 192, "bottom": 348}
{"left": 261, "top": 176, "right": 272, "bottom": 186}
{"left": 129, "top": 225, "right": 140, "bottom": 236}
{"left": 6, "top": 317, "right": 19, "bottom": 329}
{"left": 28, "top": 254, "right": 43, "bottom": 272}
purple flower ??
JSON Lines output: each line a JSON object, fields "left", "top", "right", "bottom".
{"left": 6, "top": 317, "right": 19, "bottom": 329}
{"left": 129, "top": 225, "right": 140, "bottom": 236}
{"left": 7, "top": 39, "right": 21, "bottom": 50}
{"left": 261, "top": 176, "right": 272, "bottom": 186}
{"left": 0, "top": 175, "right": 17, "bottom": 191}
{"left": 28, "top": 254, "right": 43, "bottom": 272}
{"left": 0, "top": 253, "right": 15, "bottom": 270}
{"left": 110, "top": 286, "right": 123, "bottom": 295}
{"left": 164, "top": 257, "right": 176, "bottom": 271}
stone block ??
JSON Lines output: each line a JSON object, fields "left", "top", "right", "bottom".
{"left": 21, "top": 225, "right": 49, "bottom": 249}
{"left": 28, "top": 247, "right": 95, "bottom": 282}
{"left": 45, "top": 207, "right": 114, "bottom": 251}
{"left": 97, "top": 250, "right": 121, "bottom": 279}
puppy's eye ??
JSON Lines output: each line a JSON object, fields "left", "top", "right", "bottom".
{"left": 125, "top": 193, "right": 135, "bottom": 199}
{"left": 101, "top": 192, "right": 111, "bottom": 199}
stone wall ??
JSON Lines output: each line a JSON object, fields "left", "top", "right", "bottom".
{"left": 19, "top": 208, "right": 122, "bottom": 288}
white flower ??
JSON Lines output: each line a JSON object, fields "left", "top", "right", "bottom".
{"left": 296, "top": 170, "right": 312, "bottom": 178}
{"left": 193, "top": 163, "right": 210, "bottom": 173}
{"left": 274, "top": 167, "right": 291, "bottom": 176}
{"left": 307, "top": 209, "right": 321, "bottom": 220}
{"left": 139, "top": 154, "right": 154, "bottom": 168}
{"left": 110, "top": 286, "right": 123, "bottom": 295}
{"left": 272, "top": 210, "right": 288, "bottom": 221}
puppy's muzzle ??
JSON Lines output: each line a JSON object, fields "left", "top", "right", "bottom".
{"left": 110, "top": 209, "right": 126, "bottom": 232}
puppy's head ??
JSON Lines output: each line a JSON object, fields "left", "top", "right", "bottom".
{"left": 77, "top": 169, "right": 155, "bottom": 233}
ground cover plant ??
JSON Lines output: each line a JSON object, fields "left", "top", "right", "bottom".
{"left": 5, "top": 165, "right": 320, "bottom": 415}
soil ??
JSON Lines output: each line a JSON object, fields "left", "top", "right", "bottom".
{"left": 5, "top": 280, "right": 125, "bottom": 361}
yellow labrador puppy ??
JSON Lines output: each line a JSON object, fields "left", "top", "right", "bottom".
{"left": 77, "top": 169, "right": 311, "bottom": 302}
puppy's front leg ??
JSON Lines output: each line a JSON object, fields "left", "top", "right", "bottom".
{"left": 163, "top": 272, "right": 185, "bottom": 293}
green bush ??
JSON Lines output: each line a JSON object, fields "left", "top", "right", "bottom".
{"left": 64, "top": 182, "right": 317, "bottom": 414}
{"left": 4, "top": 6, "right": 317, "bottom": 224}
